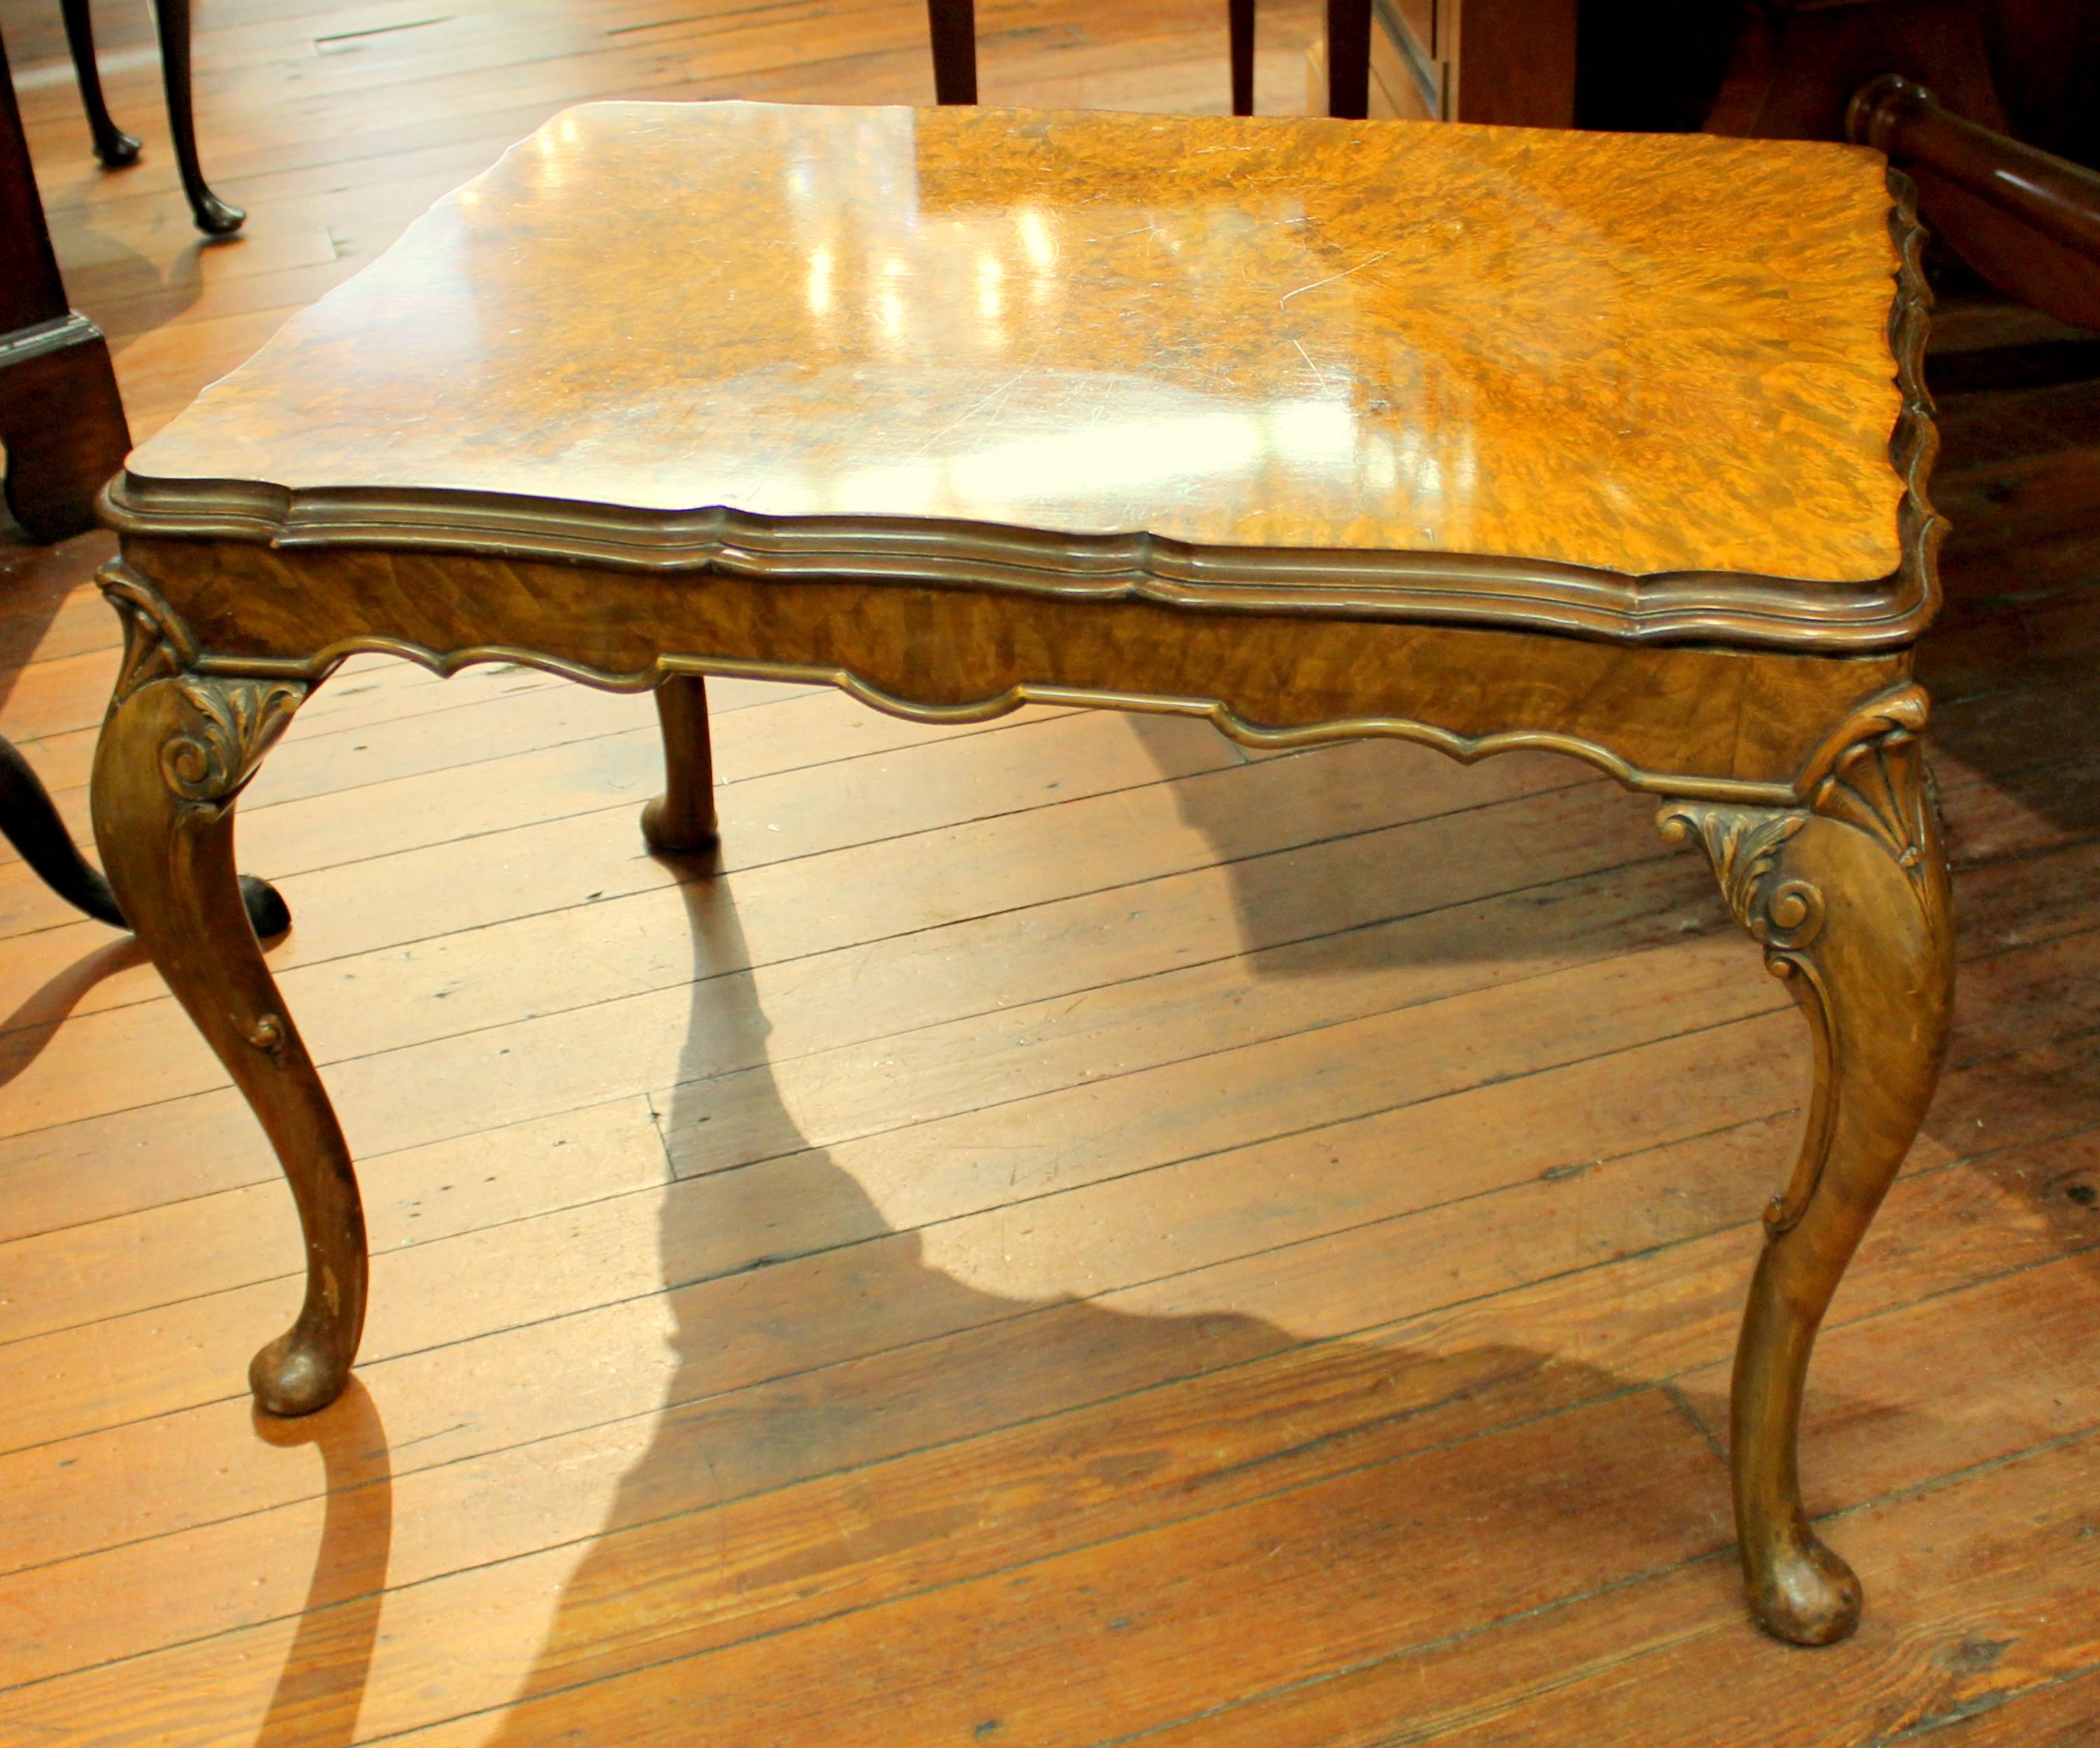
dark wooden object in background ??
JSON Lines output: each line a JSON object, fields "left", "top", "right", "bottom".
{"left": 924, "top": 0, "right": 976, "bottom": 104}
{"left": 1350, "top": 3, "right": 2100, "bottom": 327}
{"left": 1846, "top": 69, "right": 2100, "bottom": 328}
{"left": 1848, "top": 75, "right": 2100, "bottom": 269}
{"left": 922, "top": 0, "right": 1370, "bottom": 114}
{"left": 92, "top": 100, "right": 1949, "bottom": 1648}
{"left": 4, "top": 25, "right": 283, "bottom": 940}
{"left": 55, "top": 0, "right": 133, "bottom": 165}
{"left": 0, "top": 733, "right": 289, "bottom": 936}
{"left": 0, "top": 22, "right": 128, "bottom": 543}
{"left": 55, "top": 0, "right": 241, "bottom": 234}
{"left": 1228, "top": 0, "right": 1254, "bottom": 114}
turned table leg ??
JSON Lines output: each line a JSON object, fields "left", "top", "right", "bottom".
{"left": 91, "top": 618, "right": 364, "bottom": 1416}
{"left": 641, "top": 673, "right": 718, "bottom": 854}
{"left": 1660, "top": 690, "right": 1953, "bottom": 1644}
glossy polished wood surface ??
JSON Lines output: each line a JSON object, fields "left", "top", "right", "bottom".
{"left": 123, "top": 100, "right": 1911, "bottom": 586}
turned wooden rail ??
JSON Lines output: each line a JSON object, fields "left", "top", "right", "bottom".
{"left": 1848, "top": 72, "right": 2100, "bottom": 270}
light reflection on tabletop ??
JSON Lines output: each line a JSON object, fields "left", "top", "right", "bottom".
{"left": 126, "top": 101, "right": 1908, "bottom": 582}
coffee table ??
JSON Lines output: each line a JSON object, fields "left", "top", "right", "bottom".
{"left": 93, "top": 100, "right": 1946, "bottom": 1646}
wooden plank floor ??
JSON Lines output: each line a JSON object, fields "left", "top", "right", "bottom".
{"left": 7, "top": 3, "right": 2100, "bottom": 1742}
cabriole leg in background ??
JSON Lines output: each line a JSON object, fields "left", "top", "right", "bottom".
{"left": 641, "top": 672, "right": 719, "bottom": 854}
{"left": 1660, "top": 689, "right": 1954, "bottom": 1645}
{"left": 91, "top": 609, "right": 364, "bottom": 1415}
{"left": 0, "top": 730, "right": 290, "bottom": 936}
{"left": 58, "top": 0, "right": 140, "bottom": 166}
{"left": 151, "top": 0, "right": 244, "bottom": 234}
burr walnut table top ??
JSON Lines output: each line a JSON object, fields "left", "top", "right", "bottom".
{"left": 109, "top": 100, "right": 1932, "bottom": 651}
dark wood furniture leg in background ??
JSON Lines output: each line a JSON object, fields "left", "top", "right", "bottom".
{"left": 58, "top": 0, "right": 140, "bottom": 166}
{"left": 1323, "top": 0, "right": 1371, "bottom": 117}
{"left": 0, "top": 731, "right": 289, "bottom": 936}
{"left": 922, "top": 0, "right": 1288, "bottom": 114}
{"left": 51, "top": 0, "right": 241, "bottom": 234}
{"left": 926, "top": 0, "right": 976, "bottom": 105}
{"left": 1228, "top": 0, "right": 1254, "bottom": 114}
{"left": 150, "top": 0, "right": 241, "bottom": 235}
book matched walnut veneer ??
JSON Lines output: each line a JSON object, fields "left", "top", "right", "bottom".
{"left": 94, "top": 101, "right": 1946, "bottom": 1648}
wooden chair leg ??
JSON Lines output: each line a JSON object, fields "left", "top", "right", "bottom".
{"left": 91, "top": 643, "right": 363, "bottom": 1417}
{"left": 926, "top": 0, "right": 979, "bottom": 105}
{"left": 58, "top": 0, "right": 140, "bottom": 166}
{"left": 150, "top": 0, "right": 243, "bottom": 235}
{"left": 1228, "top": 0, "right": 1255, "bottom": 115}
{"left": 1324, "top": 0, "right": 1372, "bottom": 118}
{"left": 1659, "top": 695, "right": 1953, "bottom": 1645}
{"left": 0, "top": 730, "right": 288, "bottom": 936}
{"left": 642, "top": 673, "right": 719, "bottom": 855}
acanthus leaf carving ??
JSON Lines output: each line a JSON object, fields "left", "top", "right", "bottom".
{"left": 1790, "top": 682, "right": 1938, "bottom": 914}
{"left": 1656, "top": 801, "right": 1823, "bottom": 954}
{"left": 94, "top": 563, "right": 307, "bottom": 804}
{"left": 1809, "top": 726, "right": 1932, "bottom": 894}
{"left": 1657, "top": 797, "right": 1837, "bottom": 1237}
{"left": 99, "top": 562, "right": 201, "bottom": 705}
{"left": 161, "top": 677, "right": 307, "bottom": 805}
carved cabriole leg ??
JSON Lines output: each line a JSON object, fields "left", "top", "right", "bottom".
{"left": 641, "top": 674, "right": 719, "bottom": 855}
{"left": 91, "top": 590, "right": 365, "bottom": 1415}
{"left": 1659, "top": 686, "right": 1953, "bottom": 1646}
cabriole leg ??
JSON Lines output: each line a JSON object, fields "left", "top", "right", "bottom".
{"left": 1660, "top": 690, "right": 1953, "bottom": 1645}
{"left": 641, "top": 673, "right": 719, "bottom": 855}
{"left": 92, "top": 648, "right": 364, "bottom": 1416}
{"left": 152, "top": 0, "right": 243, "bottom": 235}
{"left": 59, "top": 0, "right": 140, "bottom": 166}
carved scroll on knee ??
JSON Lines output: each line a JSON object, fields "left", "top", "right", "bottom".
{"left": 102, "top": 565, "right": 308, "bottom": 817}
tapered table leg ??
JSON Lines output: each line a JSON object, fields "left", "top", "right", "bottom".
{"left": 92, "top": 634, "right": 361, "bottom": 1416}
{"left": 1661, "top": 689, "right": 1953, "bottom": 1644}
